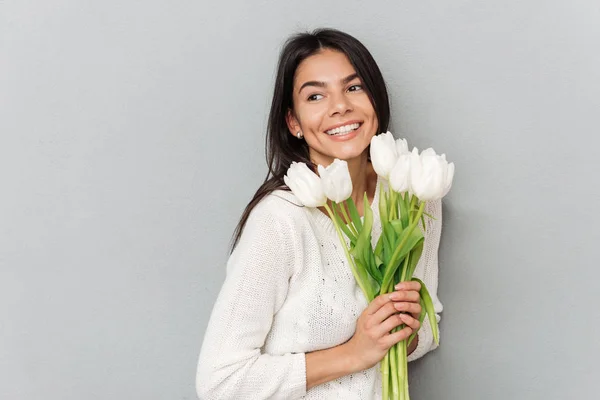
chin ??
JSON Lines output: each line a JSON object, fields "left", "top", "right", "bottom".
{"left": 328, "top": 146, "right": 369, "bottom": 161}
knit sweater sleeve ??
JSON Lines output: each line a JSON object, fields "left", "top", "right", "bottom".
{"left": 407, "top": 198, "right": 444, "bottom": 362}
{"left": 196, "top": 199, "right": 306, "bottom": 400}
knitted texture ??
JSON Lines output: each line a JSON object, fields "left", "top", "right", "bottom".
{"left": 196, "top": 177, "right": 444, "bottom": 399}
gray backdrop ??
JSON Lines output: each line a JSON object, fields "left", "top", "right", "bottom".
{"left": 1, "top": 1, "right": 599, "bottom": 399}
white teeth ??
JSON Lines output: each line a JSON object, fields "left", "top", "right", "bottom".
{"left": 325, "top": 123, "right": 361, "bottom": 135}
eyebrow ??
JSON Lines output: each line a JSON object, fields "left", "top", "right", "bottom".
{"left": 298, "top": 73, "right": 360, "bottom": 93}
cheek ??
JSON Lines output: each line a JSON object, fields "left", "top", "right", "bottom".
{"left": 354, "top": 97, "right": 376, "bottom": 118}
{"left": 363, "top": 103, "right": 379, "bottom": 132}
{"left": 298, "top": 106, "right": 326, "bottom": 131}
{"left": 360, "top": 104, "right": 378, "bottom": 130}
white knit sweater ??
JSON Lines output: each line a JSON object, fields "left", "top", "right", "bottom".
{"left": 196, "top": 177, "right": 443, "bottom": 399}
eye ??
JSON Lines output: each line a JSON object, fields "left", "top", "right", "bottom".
{"left": 307, "top": 93, "right": 324, "bottom": 101}
{"left": 348, "top": 84, "right": 363, "bottom": 92}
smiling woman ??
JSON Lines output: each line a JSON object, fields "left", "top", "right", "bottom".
{"left": 195, "top": 28, "right": 443, "bottom": 400}
{"left": 286, "top": 49, "right": 379, "bottom": 163}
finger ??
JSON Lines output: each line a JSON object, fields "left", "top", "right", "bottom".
{"left": 388, "top": 290, "right": 420, "bottom": 303}
{"left": 398, "top": 313, "right": 421, "bottom": 331}
{"left": 370, "top": 302, "right": 398, "bottom": 326}
{"left": 395, "top": 281, "right": 421, "bottom": 292}
{"left": 366, "top": 293, "right": 393, "bottom": 315}
{"left": 393, "top": 301, "right": 421, "bottom": 317}
{"left": 380, "top": 326, "right": 413, "bottom": 348}
{"left": 377, "top": 313, "right": 405, "bottom": 337}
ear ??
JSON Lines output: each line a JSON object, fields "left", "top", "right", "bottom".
{"left": 285, "top": 109, "right": 301, "bottom": 138}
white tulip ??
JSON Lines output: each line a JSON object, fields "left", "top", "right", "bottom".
{"left": 409, "top": 147, "right": 455, "bottom": 201}
{"left": 370, "top": 131, "right": 397, "bottom": 179}
{"left": 284, "top": 162, "right": 327, "bottom": 207}
{"left": 395, "top": 138, "right": 409, "bottom": 156}
{"left": 317, "top": 159, "right": 353, "bottom": 203}
{"left": 389, "top": 153, "right": 411, "bottom": 193}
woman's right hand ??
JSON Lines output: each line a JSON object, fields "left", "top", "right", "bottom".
{"left": 345, "top": 282, "right": 422, "bottom": 371}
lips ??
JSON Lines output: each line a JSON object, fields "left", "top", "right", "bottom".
{"left": 325, "top": 121, "right": 363, "bottom": 136}
{"left": 324, "top": 123, "right": 363, "bottom": 142}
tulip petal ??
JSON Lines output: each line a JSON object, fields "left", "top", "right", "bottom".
{"left": 284, "top": 162, "right": 326, "bottom": 207}
{"left": 319, "top": 159, "right": 352, "bottom": 203}
{"left": 370, "top": 132, "right": 398, "bottom": 179}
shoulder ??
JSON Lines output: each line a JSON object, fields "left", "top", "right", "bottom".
{"left": 244, "top": 188, "right": 309, "bottom": 234}
{"left": 233, "top": 189, "right": 310, "bottom": 267}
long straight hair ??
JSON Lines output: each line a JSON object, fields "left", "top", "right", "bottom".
{"left": 230, "top": 28, "right": 390, "bottom": 251}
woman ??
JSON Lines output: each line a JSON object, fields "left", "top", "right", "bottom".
{"left": 196, "top": 28, "right": 443, "bottom": 399}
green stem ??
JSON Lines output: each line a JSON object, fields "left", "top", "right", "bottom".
{"left": 380, "top": 277, "right": 393, "bottom": 399}
{"left": 382, "top": 352, "right": 390, "bottom": 400}
{"left": 390, "top": 189, "right": 398, "bottom": 220}
{"left": 400, "top": 251, "right": 410, "bottom": 283}
{"left": 324, "top": 204, "right": 373, "bottom": 300}
{"left": 398, "top": 339, "right": 408, "bottom": 400}
{"left": 390, "top": 343, "right": 399, "bottom": 399}
{"left": 409, "top": 195, "right": 417, "bottom": 221}
{"left": 397, "top": 192, "right": 403, "bottom": 224}
{"left": 337, "top": 202, "right": 358, "bottom": 237}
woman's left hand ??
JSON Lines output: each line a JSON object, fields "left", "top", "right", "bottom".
{"left": 389, "top": 280, "right": 422, "bottom": 324}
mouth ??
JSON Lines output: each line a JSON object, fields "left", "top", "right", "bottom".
{"left": 324, "top": 122, "right": 363, "bottom": 136}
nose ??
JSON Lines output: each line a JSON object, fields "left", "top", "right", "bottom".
{"left": 328, "top": 92, "right": 353, "bottom": 117}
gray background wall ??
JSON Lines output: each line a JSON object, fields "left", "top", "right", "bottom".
{"left": 1, "top": 1, "right": 598, "bottom": 399}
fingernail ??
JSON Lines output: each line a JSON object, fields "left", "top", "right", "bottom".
{"left": 394, "top": 283, "right": 403, "bottom": 290}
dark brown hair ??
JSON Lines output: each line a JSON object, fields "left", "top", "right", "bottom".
{"left": 230, "top": 28, "right": 390, "bottom": 251}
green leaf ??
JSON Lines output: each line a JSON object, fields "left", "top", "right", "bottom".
{"left": 412, "top": 277, "right": 439, "bottom": 345}
{"left": 405, "top": 240, "right": 424, "bottom": 279}
{"left": 374, "top": 236, "right": 384, "bottom": 259}
{"left": 422, "top": 211, "right": 435, "bottom": 220}
{"left": 380, "top": 226, "right": 424, "bottom": 292}
{"left": 353, "top": 256, "right": 378, "bottom": 301}
{"left": 331, "top": 203, "right": 356, "bottom": 244}
{"left": 382, "top": 222, "right": 396, "bottom": 265}
{"left": 374, "top": 254, "right": 383, "bottom": 269}
{"left": 366, "top": 246, "right": 382, "bottom": 282}
{"left": 395, "top": 258, "right": 403, "bottom": 284}
{"left": 390, "top": 219, "right": 403, "bottom": 236}
{"left": 354, "top": 259, "right": 376, "bottom": 301}
{"left": 354, "top": 258, "right": 367, "bottom": 277}
{"left": 393, "top": 225, "right": 423, "bottom": 253}
{"left": 349, "top": 246, "right": 359, "bottom": 259}
{"left": 360, "top": 193, "right": 382, "bottom": 283}
{"left": 347, "top": 197, "right": 363, "bottom": 232}
{"left": 362, "top": 192, "right": 373, "bottom": 234}
{"left": 384, "top": 222, "right": 397, "bottom": 249}
{"left": 350, "top": 194, "right": 381, "bottom": 285}
{"left": 353, "top": 197, "right": 373, "bottom": 255}
{"left": 378, "top": 258, "right": 387, "bottom": 277}
{"left": 407, "top": 296, "right": 427, "bottom": 347}
{"left": 367, "top": 273, "right": 380, "bottom": 300}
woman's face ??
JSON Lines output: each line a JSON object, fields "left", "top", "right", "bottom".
{"left": 287, "top": 48, "right": 378, "bottom": 166}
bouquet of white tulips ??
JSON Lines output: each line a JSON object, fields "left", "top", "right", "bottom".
{"left": 284, "top": 132, "right": 454, "bottom": 400}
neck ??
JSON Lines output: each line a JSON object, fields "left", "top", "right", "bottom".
{"left": 345, "top": 153, "right": 372, "bottom": 205}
